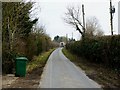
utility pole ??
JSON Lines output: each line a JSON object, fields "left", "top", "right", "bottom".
{"left": 110, "top": 0, "right": 115, "bottom": 35}
{"left": 82, "top": 4, "right": 85, "bottom": 34}
{"left": 110, "top": 0, "right": 113, "bottom": 35}
{"left": 72, "top": 32, "right": 73, "bottom": 40}
{"left": 66, "top": 34, "right": 68, "bottom": 43}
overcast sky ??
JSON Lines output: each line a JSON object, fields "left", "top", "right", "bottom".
{"left": 31, "top": 0, "right": 119, "bottom": 40}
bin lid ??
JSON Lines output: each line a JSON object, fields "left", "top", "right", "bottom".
{"left": 16, "top": 57, "right": 28, "bottom": 61}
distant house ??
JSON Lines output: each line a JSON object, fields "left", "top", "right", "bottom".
{"left": 59, "top": 42, "right": 65, "bottom": 47}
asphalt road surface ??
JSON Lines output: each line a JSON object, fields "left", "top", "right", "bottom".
{"left": 39, "top": 48, "right": 101, "bottom": 88}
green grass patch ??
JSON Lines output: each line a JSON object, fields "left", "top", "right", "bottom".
{"left": 62, "top": 48, "right": 120, "bottom": 88}
{"left": 27, "top": 48, "right": 55, "bottom": 73}
{"left": 62, "top": 48, "right": 93, "bottom": 72}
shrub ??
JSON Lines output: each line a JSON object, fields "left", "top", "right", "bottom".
{"left": 66, "top": 35, "right": 120, "bottom": 72}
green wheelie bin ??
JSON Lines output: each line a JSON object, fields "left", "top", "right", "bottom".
{"left": 15, "top": 57, "right": 28, "bottom": 77}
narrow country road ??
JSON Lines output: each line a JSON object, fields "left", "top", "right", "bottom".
{"left": 39, "top": 48, "right": 101, "bottom": 88}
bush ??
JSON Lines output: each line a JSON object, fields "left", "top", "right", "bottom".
{"left": 66, "top": 35, "right": 120, "bottom": 72}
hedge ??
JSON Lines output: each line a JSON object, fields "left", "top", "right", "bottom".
{"left": 66, "top": 35, "right": 120, "bottom": 72}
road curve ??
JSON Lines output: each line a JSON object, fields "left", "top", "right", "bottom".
{"left": 39, "top": 48, "right": 101, "bottom": 88}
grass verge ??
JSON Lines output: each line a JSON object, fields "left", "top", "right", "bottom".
{"left": 62, "top": 48, "right": 119, "bottom": 89}
{"left": 27, "top": 48, "right": 55, "bottom": 73}
{"left": 9, "top": 48, "right": 55, "bottom": 88}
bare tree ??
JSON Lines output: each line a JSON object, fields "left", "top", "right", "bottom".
{"left": 63, "top": 6, "right": 85, "bottom": 37}
{"left": 85, "top": 17, "right": 104, "bottom": 38}
{"left": 32, "top": 24, "right": 45, "bottom": 35}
